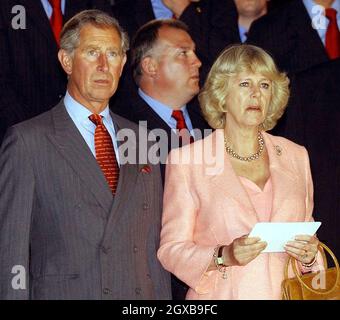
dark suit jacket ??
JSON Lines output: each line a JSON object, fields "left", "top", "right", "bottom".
{"left": 112, "top": 0, "right": 240, "bottom": 82}
{"left": 271, "top": 59, "right": 340, "bottom": 260}
{"left": 0, "top": 101, "right": 171, "bottom": 299}
{"left": 115, "top": 91, "right": 211, "bottom": 182}
{"left": 247, "top": 0, "right": 329, "bottom": 74}
{"left": 0, "top": 0, "right": 111, "bottom": 142}
{"left": 111, "top": 0, "right": 239, "bottom": 115}
{"left": 112, "top": 89, "right": 211, "bottom": 300}
{"left": 180, "top": 0, "right": 240, "bottom": 80}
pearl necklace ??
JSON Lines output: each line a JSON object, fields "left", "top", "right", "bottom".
{"left": 224, "top": 131, "right": 264, "bottom": 162}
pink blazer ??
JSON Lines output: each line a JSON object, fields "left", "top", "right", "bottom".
{"left": 157, "top": 130, "right": 315, "bottom": 299}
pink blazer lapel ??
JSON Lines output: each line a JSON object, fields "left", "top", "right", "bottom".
{"left": 207, "top": 130, "right": 259, "bottom": 226}
{"left": 205, "top": 131, "right": 300, "bottom": 226}
{"left": 262, "top": 133, "right": 299, "bottom": 221}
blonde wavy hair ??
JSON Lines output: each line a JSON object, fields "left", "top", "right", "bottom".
{"left": 199, "top": 44, "right": 290, "bottom": 131}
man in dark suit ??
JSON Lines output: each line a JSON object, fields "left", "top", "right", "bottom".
{"left": 111, "top": 0, "right": 240, "bottom": 90}
{"left": 247, "top": 0, "right": 340, "bottom": 74}
{"left": 234, "top": 0, "right": 269, "bottom": 43}
{"left": 0, "top": 10, "right": 171, "bottom": 300}
{"left": 0, "top": 0, "right": 112, "bottom": 142}
{"left": 124, "top": 19, "right": 210, "bottom": 178}
{"left": 272, "top": 59, "right": 340, "bottom": 260}
{"left": 117, "top": 19, "right": 210, "bottom": 300}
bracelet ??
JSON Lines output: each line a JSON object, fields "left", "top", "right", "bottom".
{"left": 301, "top": 255, "right": 317, "bottom": 268}
{"left": 213, "top": 245, "right": 228, "bottom": 280}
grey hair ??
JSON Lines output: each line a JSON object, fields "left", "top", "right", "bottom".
{"left": 60, "top": 9, "right": 129, "bottom": 55}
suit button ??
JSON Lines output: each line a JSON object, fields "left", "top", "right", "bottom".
{"left": 58, "top": 94, "right": 63, "bottom": 99}
{"left": 103, "top": 288, "right": 111, "bottom": 295}
{"left": 143, "top": 203, "right": 149, "bottom": 210}
{"left": 146, "top": 273, "right": 151, "bottom": 279}
{"left": 133, "top": 246, "right": 138, "bottom": 253}
{"left": 101, "top": 246, "right": 111, "bottom": 254}
{"left": 135, "top": 287, "right": 141, "bottom": 295}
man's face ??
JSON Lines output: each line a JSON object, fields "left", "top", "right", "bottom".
{"left": 151, "top": 26, "right": 201, "bottom": 106}
{"left": 59, "top": 24, "right": 126, "bottom": 112}
{"left": 234, "top": 0, "right": 268, "bottom": 18}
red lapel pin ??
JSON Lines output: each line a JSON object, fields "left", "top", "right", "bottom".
{"left": 140, "top": 165, "right": 151, "bottom": 174}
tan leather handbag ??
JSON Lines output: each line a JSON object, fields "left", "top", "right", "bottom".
{"left": 282, "top": 242, "right": 340, "bottom": 300}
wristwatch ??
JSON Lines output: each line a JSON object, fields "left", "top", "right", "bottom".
{"left": 216, "top": 245, "right": 225, "bottom": 265}
{"left": 214, "top": 245, "right": 226, "bottom": 266}
{"left": 213, "top": 245, "right": 228, "bottom": 279}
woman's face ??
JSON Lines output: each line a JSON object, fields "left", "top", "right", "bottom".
{"left": 224, "top": 71, "right": 272, "bottom": 129}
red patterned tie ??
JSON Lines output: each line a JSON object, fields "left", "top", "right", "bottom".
{"left": 89, "top": 114, "right": 119, "bottom": 194}
{"left": 48, "top": 0, "right": 63, "bottom": 45}
{"left": 325, "top": 8, "right": 340, "bottom": 59}
{"left": 171, "top": 110, "right": 194, "bottom": 145}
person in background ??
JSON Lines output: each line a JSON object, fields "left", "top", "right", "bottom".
{"left": 110, "top": 0, "right": 240, "bottom": 110}
{"left": 112, "top": 0, "right": 205, "bottom": 38}
{"left": 123, "top": 19, "right": 210, "bottom": 162}
{"left": 247, "top": 0, "right": 340, "bottom": 73}
{"left": 0, "top": 0, "right": 111, "bottom": 143}
{"left": 272, "top": 58, "right": 340, "bottom": 261}
{"left": 234, "top": 0, "right": 269, "bottom": 42}
{"left": 158, "top": 44, "right": 321, "bottom": 300}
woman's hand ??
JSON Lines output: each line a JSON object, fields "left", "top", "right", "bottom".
{"left": 224, "top": 235, "right": 267, "bottom": 266}
{"left": 284, "top": 235, "right": 319, "bottom": 265}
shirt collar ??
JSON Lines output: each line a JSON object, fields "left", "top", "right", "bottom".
{"left": 303, "top": 0, "right": 340, "bottom": 17}
{"left": 64, "top": 91, "right": 110, "bottom": 122}
{"left": 138, "top": 88, "right": 187, "bottom": 122}
{"left": 238, "top": 25, "right": 248, "bottom": 43}
{"left": 150, "top": 0, "right": 173, "bottom": 19}
{"left": 40, "top": 0, "right": 66, "bottom": 15}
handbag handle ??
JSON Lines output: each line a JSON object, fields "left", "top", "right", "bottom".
{"left": 285, "top": 242, "right": 340, "bottom": 295}
{"left": 284, "top": 243, "right": 328, "bottom": 279}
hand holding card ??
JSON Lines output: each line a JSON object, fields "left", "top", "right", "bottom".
{"left": 249, "top": 222, "right": 321, "bottom": 253}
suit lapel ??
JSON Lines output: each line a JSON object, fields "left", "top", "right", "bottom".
{"left": 291, "top": 1, "right": 329, "bottom": 70}
{"left": 207, "top": 131, "right": 299, "bottom": 224}
{"left": 135, "top": 0, "right": 155, "bottom": 28}
{"left": 187, "top": 98, "right": 211, "bottom": 133}
{"left": 133, "top": 96, "right": 173, "bottom": 135}
{"left": 134, "top": 95, "right": 210, "bottom": 146}
{"left": 64, "top": 0, "right": 88, "bottom": 21}
{"left": 262, "top": 133, "right": 298, "bottom": 221}
{"left": 131, "top": 95, "right": 176, "bottom": 158}
{"left": 25, "top": 0, "right": 56, "bottom": 45}
{"left": 47, "top": 101, "right": 114, "bottom": 215}
{"left": 209, "top": 0, "right": 241, "bottom": 57}
{"left": 25, "top": 0, "right": 91, "bottom": 47}
{"left": 207, "top": 130, "right": 259, "bottom": 225}
{"left": 210, "top": 0, "right": 240, "bottom": 40}
{"left": 101, "top": 113, "right": 144, "bottom": 246}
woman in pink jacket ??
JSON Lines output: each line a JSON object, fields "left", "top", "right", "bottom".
{"left": 157, "top": 44, "right": 320, "bottom": 299}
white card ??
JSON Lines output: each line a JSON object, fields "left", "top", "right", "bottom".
{"left": 249, "top": 222, "right": 321, "bottom": 253}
